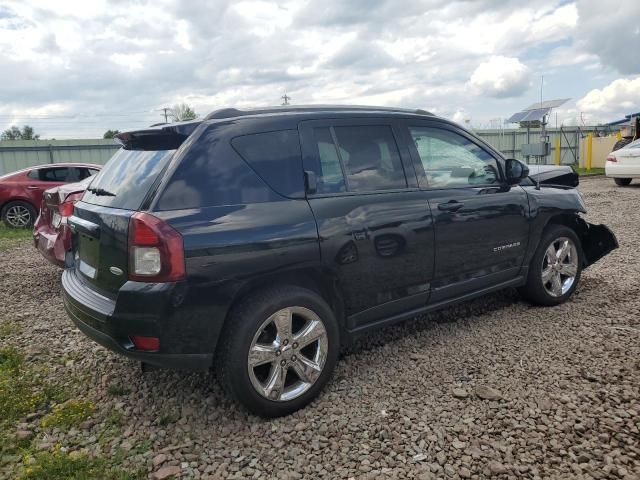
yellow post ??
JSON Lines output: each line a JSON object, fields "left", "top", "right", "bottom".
{"left": 554, "top": 136, "right": 561, "bottom": 166}
{"left": 616, "top": 131, "right": 622, "bottom": 140}
{"left": 586, "top": 132, "right": 593, "bottom": 171}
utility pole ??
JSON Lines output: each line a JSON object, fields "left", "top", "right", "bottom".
{"left": 281, "top": 93, "right": 291, "bottom": 106}
{"left": 158, "top": 107, "right": 170, "bottom": 123}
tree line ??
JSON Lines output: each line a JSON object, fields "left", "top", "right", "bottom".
{"left": 1, "top": 103, "right": 198, "bottom": 141}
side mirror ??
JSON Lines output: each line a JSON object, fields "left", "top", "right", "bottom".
{"left": 505, "top": 159, "right": 529, "bottom": 185}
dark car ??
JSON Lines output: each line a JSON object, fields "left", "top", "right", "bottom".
{"left": 61, "top": 105, "right": 617, "bottom": 417}
{"left": 34, "top": 176, "right": 96, "bottom": 267}
{"left": 0, "top": 163, "right": 100, "bottom": 228}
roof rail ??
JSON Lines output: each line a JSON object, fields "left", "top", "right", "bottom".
{"left": 204, "top": 105, "right": 434, "bottom": 120}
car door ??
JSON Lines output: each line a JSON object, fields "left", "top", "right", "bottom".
{"left": 299, "top": 119, "right": 435, "bottom": 330}
{"left": 401, "top": 121, "right": 530, "bottom": 302}
{"left": 24, "top": 166, "right": 69, "bottom": 206}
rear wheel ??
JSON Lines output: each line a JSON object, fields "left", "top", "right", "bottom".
{"left": 216, "top": 286, "right": 339, "bottom": 417}
{"left": 614, "top": 178, "right": 632, "bottom": 186}
{"left": 520, "top": 225, "right": 583, "bottom": 306}
{"left": 1, "top": 201, "right": 36, "bottom": 228}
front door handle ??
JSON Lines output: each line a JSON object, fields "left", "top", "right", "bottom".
{"left": 27, "top": 185, "right": 40, "bottom": 190}
{"left": 438, "top": 201, "right": 464, "bottom": 212}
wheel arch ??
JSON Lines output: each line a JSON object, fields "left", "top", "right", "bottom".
{"left": 541, "top": 213, "right": 617, "bottom": 267}
{"left": 0, "top": 197, "right": 38, "bottom": 213}
{"left": 216, "top": 266, "right": 347, "bottom": 353}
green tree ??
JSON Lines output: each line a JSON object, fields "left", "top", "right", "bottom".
{"left": 1, "top": 125, "right": 40, "bottom": 141}
{"left": 170, "top": 103, "right": 197, "bottom": 122}
{"left": 103, "top": 129, "right": 120, "bottom": 139}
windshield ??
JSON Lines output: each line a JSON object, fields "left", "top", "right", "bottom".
{"left": 624, "top": 138, "right": 640, "bottom": 149}
{"left": 82, "top": 148, "right": 175, "bottom": 210}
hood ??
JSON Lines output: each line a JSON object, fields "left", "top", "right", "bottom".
{"left": 523, "top": 164, "right": 579, "bottom": 188}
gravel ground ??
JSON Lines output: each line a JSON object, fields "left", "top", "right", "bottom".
{"left": 1, "top": 176, "right": 639, "bottom": 479}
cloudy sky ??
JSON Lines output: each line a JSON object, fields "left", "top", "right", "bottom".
{"left": 1, "top": 0, "right": 639, "bottom": 138}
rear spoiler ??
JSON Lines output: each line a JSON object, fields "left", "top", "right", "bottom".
{"left": 115, "top": 121, "right": 202, "bottom": 150}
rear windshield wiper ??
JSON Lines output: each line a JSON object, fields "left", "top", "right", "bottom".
{"left": 87, "top": 187, "right": 116, "bottom": 197}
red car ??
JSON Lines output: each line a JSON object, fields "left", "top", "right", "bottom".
{"left": 0, "top": 163, "right": 100, "bottom": 228}
{"left": 33, "top": 176, "right": 95, "bottom": 267}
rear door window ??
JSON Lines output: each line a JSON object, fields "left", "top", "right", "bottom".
{"left": 82, "top": 149, "right": 175, "bottom": 210}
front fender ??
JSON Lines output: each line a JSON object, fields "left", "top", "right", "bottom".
{"left": 523, "top": 186, "right": 617, "bottom": 268}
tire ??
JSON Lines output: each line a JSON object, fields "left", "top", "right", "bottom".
{"left": 520, "top": 225, "right": 583, "bottom": 306}
{"left": 1, "top": 201, "right": 36, "bottom": 228}
{"left": 216, "top": 285, "right": 340, "bottom": 417}
{"left": 614, "top": 178, "right": 632, "bottom": 187}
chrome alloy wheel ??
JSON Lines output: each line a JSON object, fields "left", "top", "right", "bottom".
{"left": 5, "top": 205, "right": 31, "bottom": 227}
{"left": 541, "top": 236, "right": 578, "bottom": 297}
{"left": 247, "top": 306, "right": 328, "bottom": 402}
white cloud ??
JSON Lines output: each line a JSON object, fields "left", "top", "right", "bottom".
{"left": 576, "top": 77, "right": 640, "bottom": 122}
{"left": 0, "top": 0, "right": 633, "bottom": 138}
{"left": 468, "top": 56, "right": 530, "bottom": 98}
{"left": 574, "top": 0, "right": 640, "bottom": 74}
{"left": 108, "top": 53, "right": 145, "bottom": 72}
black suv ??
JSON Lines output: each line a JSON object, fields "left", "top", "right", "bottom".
{"left": 62, "top": 105, "right": 617, "bottom": 417}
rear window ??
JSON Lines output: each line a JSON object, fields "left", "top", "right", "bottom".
{"left": 82, "top": 149, "right": 174, "bottom": 210}
{"left": 231, "top": 130, "right": 304, "bottom": 197}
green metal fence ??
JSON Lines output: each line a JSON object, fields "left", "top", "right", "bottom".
{"left": 0, "top": 139, "right": 119, "bottom": 176}
{"left": 0, "top": 125, "right": 616, "bottom": 176}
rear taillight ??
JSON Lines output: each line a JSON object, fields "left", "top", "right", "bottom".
{"left": 58, "top": 201, "right": 75, "bottom": 217}
{"left": 128, "top": 212, "right": 185, "bottom": 282}
{"left": 57, "top": 192, "right": 83, "bottom": 219}
{"left": 607, "top": 154, "right": 617, "bottom": 163}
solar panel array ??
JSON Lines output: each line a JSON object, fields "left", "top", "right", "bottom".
{"left": 507, "top": 98, "right": 570, "bottom": 125}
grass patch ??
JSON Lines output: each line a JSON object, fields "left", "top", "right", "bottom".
{"left": 574, "top": 167, "right": 605, "bottom": 176}
{"left": 158, "top": 411, "right": 178, "bottom": 426}
{"left": 105, "top": 409, "right": 124, "bottom": 429}
{"left": 0, "top": 347, "right": 48, "bottom": 425}
{"left": 106, "top": 384, "right": 131, "bottom": 396}
{"left": 0, "top": 319, "right": 22, "bottom": 338}
{"left": 0, "top": 223, "right": 32, "bottom": 251}
{"left": 20, "top": 449, "right": 144, "bottom": 480}
{"left": 40, "top": 400, "right": 95, "bottom": 430}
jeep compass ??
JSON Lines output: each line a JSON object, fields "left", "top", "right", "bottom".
{"left": 62, "top": 105, "right": 617, "bottom": 417}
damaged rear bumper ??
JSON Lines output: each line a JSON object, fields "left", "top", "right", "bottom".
{"left": 581, "top": 223, "right": 618, "bottom": 267}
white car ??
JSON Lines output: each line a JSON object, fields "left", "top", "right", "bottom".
{"left": 606, "top": 138, "right": 640, "bottom": 186}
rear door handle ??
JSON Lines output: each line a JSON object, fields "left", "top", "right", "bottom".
{"left": 27, "top": 185, "right": 40, "bottom": 190}
{"left": 438, "top": 201, "right": 464, "bottom": 212}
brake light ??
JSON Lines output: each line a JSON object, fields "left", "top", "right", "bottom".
{"left": 607, "top": 155, "right": 617, "bottom": 163}
{"left": 128, "top": 212, "right": 185, "bottom": 282}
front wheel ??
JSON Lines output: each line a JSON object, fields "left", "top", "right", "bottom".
{"left": 216, "top": 286, "right": 339, "bottom": 417}
{"left": 614, "top": 178, "right": 632, "bottom": 186}
{"left": 520, "top": 225, "right": 583, "bottom": 306}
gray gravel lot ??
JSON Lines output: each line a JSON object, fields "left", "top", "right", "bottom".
{"left": 1, "top": 176, "right": 639, "bottom": 479}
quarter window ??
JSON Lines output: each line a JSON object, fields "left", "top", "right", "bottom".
{"left": 311, "top": 125, "right": 407, "bottom": 193}
{"left": 409, "top": 127, "right": 499, "bottom": 188}
{"left": 231, "top": 130, "right": 304, "bottom": 197}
